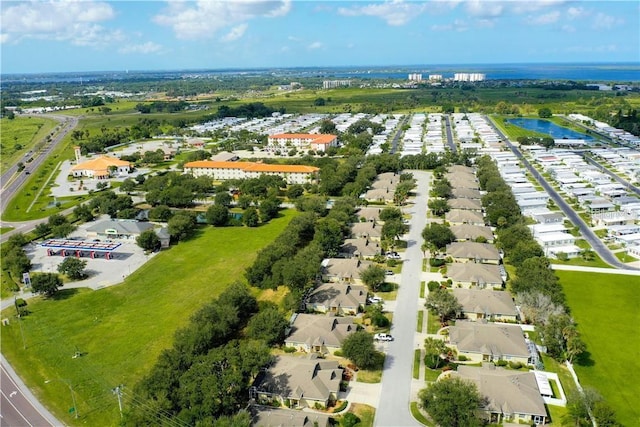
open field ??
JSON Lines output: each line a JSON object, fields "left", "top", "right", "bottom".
{"left": 1, "top": 116, "right": 58, "bottom": 172}
{"left": 557, "top": 270, "right": 639, "bottom": 427}
{"left": 0, "top": 210, "right": 295, "bottom": 426}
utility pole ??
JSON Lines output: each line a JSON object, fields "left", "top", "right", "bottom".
{"left": 112, "top": 385, "right": 124, "bottom": 418}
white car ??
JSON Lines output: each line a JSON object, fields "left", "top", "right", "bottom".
{"left": 368, "top": 296, "right": 383, "bottom": 304}
{"left": 374, "top": 333, "right": 394, "bottom": 342}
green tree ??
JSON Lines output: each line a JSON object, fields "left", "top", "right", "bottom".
{"left": 51, "top": 223, "right": 76, "bottom": 238}
{"left": 31, "top": 273, "right": 63, "bottom": 297}
{"left": 564, "top": 388, "right": 604, "bottom": 427}
{"left": 418, "top": 377, "right": 483, "bottom": 427}
{"left": 379, "top": 207, "right": 402, "bottom": 222}
{"left": 424, "top": 337, "right": 448, "bottom": 369}
{"left": 538, "top": 107, "right": 553, "bottom": 118}
{"left": 360, "top": 265, "right": 386, "bottom": 292}
{"left": 120, "top": 178, "right": 136, "bottom": 193}
{"left": 34, "top": 222, "right": 52, "bottom": 237}
{"left": 319, "top": 119, "right": 337, "bottom": 134}
{"left": 3, "top": 248, "right": 31, "bottom": 279}
{"left": 206, "top": 204, "right": 230, "bottom": 226}
{"left": 73, "top": 204, "right": 94, "bottom": 222}
{"left": 215, "top": 191, "right": 232, "bottom": 208}
{"left": 243, "top": 207, "right": 259, "bottom": 227}
{"left": 168, "top": 212, "right": 197, "bottom": 241}
{"left": 137, "top": 229, "right": 161, "bottom": 251}
{"left": 286, "top": 184, "right": 304, "bottom": 200}
{"left": 422, "top": 223, "right": 455, "bottom": 250}
{"left": 314, "top": 218, "right": 343, "bottom": 257}
{"left": 425, "top": 289, "right": 462, "bottom": 322}
{"left": 148, "top": 205, "right": 173, "bottom": 222}
{"left": 341, "top": 331, "right": 381, "bottom": 369}
{"left": 259, "top": 197, "right": 280, "bottom": 223}
{"left": 428, "top": 198, "right": 450, "bottom": 216}
{"left": 246, "top": 307, "right": 289, "bottom": 346}
{"left": 57, "top": 257, "right": 88, "bottom": 280}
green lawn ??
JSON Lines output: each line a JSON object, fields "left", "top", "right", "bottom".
{"left": 413, "top": 349, "right": 421, "bottom": 379}
{"left": 416, "top": 310, "right": 424, "bottom": 333}
{"left": 0, "top": 116, "right": 58, "bottom": 172}
{"left": 557, "top": 270, "right": 640, "bottom": 427}
{"left": 0, "top": 211, "right": 295, "bottom": 426}
{"left": 0, "top": 227, "right": 14, "bottom": 234}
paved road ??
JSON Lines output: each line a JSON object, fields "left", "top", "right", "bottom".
{"left": 443, "top": 115, "right": 457, "bottom": 153}
{"left": 487, "top": 117, "right": 638, "bottom": 271}
{"left": 1, "top": 114, "right": 79, "bottom": 215}
{"left": 582, "top": 154, "right": 640, "bottom": 197}
{"left": 375, "top": 170, "right": 430, "bottom": 427}
{"left": 1, "top": 357, "right": 59, "bottom": 427}
{"left": 389, "top": 115, "right": 409, "bottom": 154}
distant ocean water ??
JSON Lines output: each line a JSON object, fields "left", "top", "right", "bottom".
{"left": 2, "top": 63, "right": 639, "bottom": 83}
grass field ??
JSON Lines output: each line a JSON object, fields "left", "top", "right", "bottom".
{"left": 557, "top": 270, "right": 640, "bottom": 427}
{"left": 0, "top": 211, "right": 295, "bottom": 426}
{"left": 0, "top": 116, "right": 58, "bottom": 173}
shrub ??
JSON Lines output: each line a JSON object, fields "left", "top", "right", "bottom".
{"left": 427, "top": 281, "right": 440, "bottom": 292}
{"left": 430, "top": 258, "right": 446, "bottom": 267}
{"left": 458, "top": 355, "right": 468, "bottom": 361}
{"left": 386, "top": 259, "right": 398, "bottom": 267}
{"left": 333, "top": 349, "right": 344, "bottom": 357}
{"left": 341, "top": 412, "right": 360, "bottom": 427}
{"left": 508, "top": 361, "right": 523, "bottom": 370}
{"left": 334, "top": 399, "right": 348, "bottom": 412}
{"left": 283, "top": 346, "right": 297, "bottom": 353}
{"left": 496, "top": 360, "right": 508, "bottom": 367}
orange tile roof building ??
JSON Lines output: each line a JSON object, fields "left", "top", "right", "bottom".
{"left": 184, "top": 161, "right": 320, "bottom": 184}
{"left": 70, "top": 155, "right": 132, "bottom": 179}
{"left": 267, "top": 133, "right": 338, "bottom": 153}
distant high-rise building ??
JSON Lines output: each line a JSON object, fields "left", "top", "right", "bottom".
{"left": 454, "top": 73, "right": 486, "bottom": 82}
{"left": 323, "top": 80, "right": 351, "bottom": 89}
{"left": 428, "top": 74, "right": 443, "bottom": 81}
{"left": 408, "top": 73, "right": 423, "bottom": 82}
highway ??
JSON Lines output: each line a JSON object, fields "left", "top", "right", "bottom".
{"left": 0, "top": 358, "right": 58, "bottom": 427}
{"left": 0, "top": 114, "right": 79, "bottom": 215}
{"left": 488, "top": 117, "right": 638, "bottom": 271}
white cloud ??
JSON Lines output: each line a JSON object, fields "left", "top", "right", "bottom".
{"left": 592, "top": 12, "right": 620, "bottom": 30}
{"left": 307, "top": 41, "right": 323, "bottom": 50}
{"left": 0, "top": 0, "right": 116, "bottom": 45}
{"left": 567, "top": 6, "right": 586, "bottom": 20}
{"left": 510, "top": 0, "right": 567, "bottom": 14}
{"left": 337, "top": 0, "right": 428, "bottom": 26}
{"left": 464, "top": 0, "right": 503, "bottom": 18}
{"left": 566, "top": 44, "right": 618, "bottom": 53}
{"left": 0, "top": 33, "right": 9, "bottom": 44}
{"left": 222, "top": 24, "right": 248, "bottom": 42}
{"left": 154, "top": 0, "right": 291, "bottom": 40}
{"left": 530, "top": 10, "right": 560, "bottom": 25}
{"left": 118, "top": 41, "right": 164, "bottom": 55}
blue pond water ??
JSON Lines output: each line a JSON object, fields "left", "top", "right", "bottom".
{"left": 506, "top": 118, "right": 593, "bottom": 140}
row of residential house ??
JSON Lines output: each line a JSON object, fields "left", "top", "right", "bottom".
{"left": 249, "top": 173, "right": 399, "bottom": 420}
{"left": 522, "top": 146, "right": 640, "bottom": 258}
{"left": 568, "top": 113, "right": 640, "bottom": 148}
{"left": 435, "top": 164, "right": 555, "bottom": 425}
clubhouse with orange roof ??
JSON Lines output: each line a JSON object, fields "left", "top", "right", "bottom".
{"left": 70, "top": 155, "right": 133, "bottom": 179}
{"left": 267, "top": 133, "right": 338, "bottom": 153}
{"left": 183, "top": 161, "right": 320, "bottom": 184}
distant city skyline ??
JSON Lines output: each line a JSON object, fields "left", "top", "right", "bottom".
{"left": 1, "top": 0, "right": 639, "bottom": 74}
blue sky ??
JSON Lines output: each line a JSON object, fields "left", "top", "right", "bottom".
{"left": 1, "top": 0, "right": 639, "bottom": 74}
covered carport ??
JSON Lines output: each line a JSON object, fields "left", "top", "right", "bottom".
{"left": 41, "top": 239, "right": 121, "bottom": 260}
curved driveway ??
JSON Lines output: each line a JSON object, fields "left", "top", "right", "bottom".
{"left": 488, "top": 117, "right": 638, "bottom": 271}
{"left": 374, "top": 170, "right": 430, "bottom": 427}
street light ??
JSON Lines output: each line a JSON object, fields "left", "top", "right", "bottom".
{"left": 45, "top": 379, "right": 78, "bottom": 419}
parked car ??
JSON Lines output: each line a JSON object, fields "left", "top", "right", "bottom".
{"left": 386, "top": 253, "right": 401, "bottom": 259}
{"left": 385, "top": 270, "right": 394, "bottom": 276}
{"left": 367, "top": 296, "right": 383, "bottom": 304}
{"left": 374, "top": 333, "right": 394, "bottom": 342}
